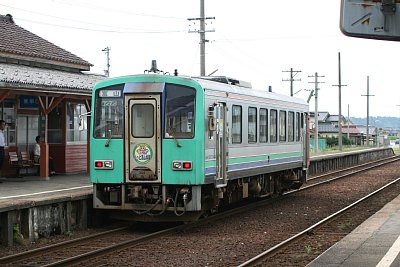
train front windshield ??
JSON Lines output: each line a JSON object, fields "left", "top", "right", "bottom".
{"left": 93, "top": 83, "right": 196, "bottom": 140}
{"left": 93, "top": 85, "right": 124, "bottom": 139}
{"left": 164, "top": 84, "right": 196, "bottom": 139}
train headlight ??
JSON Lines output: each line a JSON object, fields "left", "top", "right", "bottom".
{"left": 94, "top": 160, "right": 114, "bottom": 169}
{"left": 172, "top": 161, "right": 192, "bottom": 171}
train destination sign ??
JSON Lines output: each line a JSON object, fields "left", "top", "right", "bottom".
{"left": 99, "top": 90, "right": 121, "bottom": 98}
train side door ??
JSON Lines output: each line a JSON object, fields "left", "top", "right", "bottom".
{"left": 214, "top": 103, "right": 228, "bottom": 187}
{"left": 304, "top": 112, "right": 310, "bottom": 167}
{"left": 125, "top": 95, "right": 161, "bottom": 182}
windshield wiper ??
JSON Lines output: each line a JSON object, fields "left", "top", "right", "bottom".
{"left": 105, "top": 129, "right": 112, "bottom": 147}
{"left": 170, "top": 129, "right": 182, "bottom": 147}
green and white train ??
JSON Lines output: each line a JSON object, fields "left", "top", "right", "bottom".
{"left": 90, "top": 74, "right": 309, "bottom": 221}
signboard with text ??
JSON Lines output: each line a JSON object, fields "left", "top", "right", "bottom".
{"left": 341, "top": 0, "right": 400, "bottom": 41}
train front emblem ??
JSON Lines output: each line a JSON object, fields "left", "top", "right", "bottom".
{"left": 133, "top": 143, "right": 153, "bottom": 164}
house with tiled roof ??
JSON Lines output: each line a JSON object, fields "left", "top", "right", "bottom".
{"left": 309, "top": 111, "right": 372, "bottom": 145}
{"left": 0, "top": 14, "right": 106, "bottom": 177}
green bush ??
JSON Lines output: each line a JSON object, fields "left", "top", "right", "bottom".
{"left": 326, "top": 136, "right": 351, "bottom": 147}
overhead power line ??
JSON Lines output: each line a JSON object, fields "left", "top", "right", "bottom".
{"left": 52, "top": 0, "right": 187, "bottom": 20}
{"left": 2, "top": 2, "right": 187, "bottom": 34}
{"left": 0, "top": 3, "right": 186, "bottom": 21}
{"left": 15, "top": 17, "right": 186, "bottom": 34}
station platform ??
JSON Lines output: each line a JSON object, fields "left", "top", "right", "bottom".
{"left": 0, "top": 174, "right": 91, "bottom": 208}
{"left": 308, "top": 193, "right": 400, "bottom": 267}
{"left": 0, "top": 174, "right": 92, "bottom": 246}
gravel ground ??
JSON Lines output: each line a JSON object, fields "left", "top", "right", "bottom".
{"left": 89, "top": 160, "right": 400, "bottom": 266}
{"left": 261, "top": 181, "right": 400, "bottom": 266}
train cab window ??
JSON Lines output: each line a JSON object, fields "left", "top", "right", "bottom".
{"left": 94, "top": 85, "right": 124, "bottom": 139}
{"left": 260, "top": 108, "right": 268, "bottom": 143}
{"left": 288, "top": 111, "right": 294, "bottom": 142}
{"left": 296, "top": 112, "right": 301, "bottom": 142}
{"left": 270, "top": 109, "right": 277, "bottom": 143}
{"left": 248, "top": 107, "right": 257, "bottom": 143}
{"left": 164, "top": 84, "right": 195, "bottom": 139}
{"left": 279, "top": 110, "right": 286, "bottom": 142}
{"left": 232, "top": 105, "right": 242, "bottom": 144}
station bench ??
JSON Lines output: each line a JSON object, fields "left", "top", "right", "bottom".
{"left": 8, "top": 151, "right": 40, "bottom": 177}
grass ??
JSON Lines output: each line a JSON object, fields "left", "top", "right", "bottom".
{"left": 304, "top": 245, "right": 320, "bottom": 254}
{"left": 311, "top": 146, "right": 373, "bottom": 156}
{"left": 311, "top": 145, "right": 400, "bottom": 156}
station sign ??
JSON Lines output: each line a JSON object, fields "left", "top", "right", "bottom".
{"left": 340, "top": 0, "right": 400, "bottom": 41}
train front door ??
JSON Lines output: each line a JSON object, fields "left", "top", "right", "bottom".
{"left": 214, "top": 103, "right": 228, "bottom": 188}
{"left": 126, "top": 95, "right": 161, "bottom": 183}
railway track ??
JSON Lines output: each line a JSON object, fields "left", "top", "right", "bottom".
{"left": 233, "top": 155, "right": 400, "bottom": 267}
{"left": 1, "top": 155, "right": 399, "bottom": 266}
{"left": 238, "top": 178, "right": 400, "bottom": 267}
{"left": 0, "top": 225, "right": 168, "bottom": 266}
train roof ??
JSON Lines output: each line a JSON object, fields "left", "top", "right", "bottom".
{"left": 192, "top": 76, "right": 308, "bottom": 108}
{"left": 93, "top": 74, "right": 308, "bottom": 108}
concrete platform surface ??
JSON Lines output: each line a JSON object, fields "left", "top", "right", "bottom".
{"left": 0, "top": 174, "right": 91, "bottom": 209}
{"left": 308, "top": 193, "right": 400, "bottom": 267}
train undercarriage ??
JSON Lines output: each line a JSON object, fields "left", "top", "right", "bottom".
{"left": 94, "top": 167, "right": 307, "bottom": 222}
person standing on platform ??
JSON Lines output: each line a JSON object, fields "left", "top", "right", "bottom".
{"left": 0, "top": 120, "right": 6, "bottom": 182}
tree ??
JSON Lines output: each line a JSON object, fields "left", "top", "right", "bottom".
{"left": 342, "top": 135, "right": 351, "bottom": 145}
{"left": 326, "top": 136, "right": 338, "bottom": 147}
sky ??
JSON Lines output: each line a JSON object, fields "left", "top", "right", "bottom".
{"left": 1, "top": 0, "right": 400, "bottom": 118}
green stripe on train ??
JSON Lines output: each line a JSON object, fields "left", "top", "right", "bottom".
{"left": 205, "top": 151, "right": 304, "bottom": 167}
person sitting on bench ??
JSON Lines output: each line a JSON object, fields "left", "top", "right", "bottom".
{"left": 34, "top": 136, "right": 55, "bottom": 175}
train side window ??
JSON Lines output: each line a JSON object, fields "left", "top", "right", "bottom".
{"left": 248, "top": 107, "right": 257, "bottom": 143}
{"left": 288, "top": 111, "right": 294, "bottom": 142}
{"left": 232, "top": 105, "right": 242, "bottom": 144}
{"left": 279, "top": 110, "right": 286, "bottom": 142}
{"left": 270, "top": 109, "right": 277, "bottom": 143}
{"left": 260, "top": 108, "right": 268, "bottom": 143}
{"left": 296, "top": 112, "right": 301, "bottom": 141}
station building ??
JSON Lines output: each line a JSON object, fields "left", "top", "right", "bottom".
{"left": 0, "top": 14, "right": 105, "bottom": 177}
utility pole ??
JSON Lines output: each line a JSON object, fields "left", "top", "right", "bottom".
{"left": 397, "top": 105, "right": 400, "bottom": 130}
{"left": 361, "top": 76, "right": 374, "bottom": 146}
{"left": 347, "top": 104, "right": 350, "bottom": 141}
{"left": 282, "top": 68, "right": 301, "bottom": 96}
{"left": 309, "top": 72, "right": 325, "bottom": 154}
{"left": 102, "top": 47, "right": 111, "bottom": 77}
{"left": 188, "top": 0, "right": 215, "bottom": 76}
{"left": 332, "top": 52, "right": 347, "bottom": 151}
